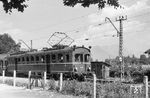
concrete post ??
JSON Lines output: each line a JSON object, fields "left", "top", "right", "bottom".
{"left": 59, "top": 73, "right": 63, "bottom": 92}
{"left": 44, "top": 71, "right": 47, "bottom": 89}
{"left": 28, "top": 71, "right": 31, "bottom": 89}
{"left": 2, "top": 70, "right": 5, "bottom": 84}
{"left": 93, "top": 73, "right": 96, "bottom": 98}
{"left": 144, "top": 76, "right": 148, "bottom": 98}
{"left": 13, "top": 70, "right": 16, "bottom": 87}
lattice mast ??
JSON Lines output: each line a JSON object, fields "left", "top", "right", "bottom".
{"left": 116, "top": 16, "right": 127, "bottom": 81}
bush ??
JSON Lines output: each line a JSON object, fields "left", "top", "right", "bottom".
{"left": 74, "top": 82, "right": 93, "bottom": 96}
{"left": 60, "top": 80, "right": 93, "bottom": 97}
{"left": 4, "top": 79, "right": 13, "bottom": 86}
{"left": 46, "top": 79, "right": 59, "bottom": 91}
{"left": 0, "top": 77, "right": 143, "bottom": 98}
{"left": 52, "top": 79, "right": 132, "bottom": 98}
{"left": 61, "top": 80, "right": 77, "bottom": 95}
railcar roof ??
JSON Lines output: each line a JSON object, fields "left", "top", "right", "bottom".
{"left": 9, "top": 46, "right": 90, "bottom": 57}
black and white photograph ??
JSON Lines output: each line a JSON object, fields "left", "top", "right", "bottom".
{"left": 0, "top": 0, "right": 150, "bottom": 98}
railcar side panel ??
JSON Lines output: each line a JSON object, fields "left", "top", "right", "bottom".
{"left": 50, "top": 63, "right": 73, "bottom": 73}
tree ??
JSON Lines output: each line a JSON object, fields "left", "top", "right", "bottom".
{"left": 63, "top": 0, "right": 120, "bottom": 9}
{"left": 0, "top": 0, "right": 28, "bottom": 13}
{"left": 140, "top": 54, "right": 148, "bottom": 65}
{"left": 0, "top": 33, "right": 18, "bottom": 54}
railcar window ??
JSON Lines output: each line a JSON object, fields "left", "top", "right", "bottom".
{"left": 66, "top": 54, "right": 69, "bottom": 62}
{"left": 22, "top": 57, "right": 25, "bottom": 62}
{"left": 41, "top": 55, "right": 45, "bottom": 63}
{"left": 26, "top": 57, "right": 29, "bottom": 62}
{"left": 1, "top": 61, "right": 3, "bottom": 67}
{"left": 36, "top": 56, "right": 40, "bottom": 62}
{"left": 75, "top": 54, "right": 83, "bottom": 62}
{"left": 5, "top": 61, "right": 8, "bottom": 66}
{"left": 52, "top": 54, "right": 56, "bottom": 63}
{"left": 31, "top": 56, "right": 34, "bottom": 61}
{"left": 18, "top": 58, "right": 20, "bottom": 62}
{"left": 84, "top": 54, "right": 90, "bottom": 62}
{"left": 58, "top": 54, "right": 63, "bottom": 62}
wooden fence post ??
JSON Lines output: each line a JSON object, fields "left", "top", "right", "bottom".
{"left": 13, "top": 70, "right": 16, "bottom": 87}
{"left": 28, "top": 71, "right": 31, "bottom": 89}
{"left": 144, "top": 76, "right": 148, "bottom": 98}
{"left": 59, "top": 73, "right": 63, "bottom": 92}
{"left": 2, "top": 70, "right": 5, "bottom": 84}
{"left": 44, "top": 71, "right": 47, "bottom": 89}
{"left": 93, "top": 73, "right": 96, "bottom": 98}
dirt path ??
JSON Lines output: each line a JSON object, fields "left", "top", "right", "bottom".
{"left": 0, "top": 84, "right": 84, "bottom": 98}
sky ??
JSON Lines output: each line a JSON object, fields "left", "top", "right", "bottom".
{"left": 0, "top": 0, "right": 150, "bottom": 60}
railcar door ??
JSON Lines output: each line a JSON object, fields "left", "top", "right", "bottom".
{"left": 46, "top": 54, "right": 50, "bottom": 73}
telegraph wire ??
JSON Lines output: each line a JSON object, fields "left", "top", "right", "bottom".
{"left": 29, "top": 11, "right": 100, "bottom": 32}
{"left": 23, "top": 10, "right": 150, "bottom": 42}
{"left": 29, "top": 8, "right": 150, "bottom": 37}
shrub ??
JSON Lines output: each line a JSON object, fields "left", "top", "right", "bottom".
{"left": 61, "top": 80, "right": 77, "bottom": 95}
{"left": 4, "top": 79, "right": 13, "bottom": 86}
{"left": 0, "top": 77, "right": 144, "bottom": 98}
{"left": 74, "top": 82, "right": 93, "bottom": 96}
{"left": 16, "top": 81, "right": 28, "bottom": 87}
{"left": 46, "top": 79, "right": 59, "bottom": 91}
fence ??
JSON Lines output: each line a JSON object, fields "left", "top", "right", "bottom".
{"left": 92, "top": 74, "right": 149, "bottom": 98}
{"left": 0, "top": 70, "right": 150, "bottom": 98}
{"left": 1, "top": 70, "right": 63, "bottom": 91}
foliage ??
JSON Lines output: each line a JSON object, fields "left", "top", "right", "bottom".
{"left": 46, "top": 79, "right": 59, "bottom": 91}
{"left": 140, "top": 54, "right": 149, "bottom": 65}
{"left": 0, "top": 77, "right": 147, "bottom": 98}
{"left": 3, "top": 78, "right": 28, "bottom": 87}
{"left": 4, "top": 78, "right": 13, "bottom": 86}
{"left": 0, "top": 0, "right": 28, "bottom": 13}
{"left": 63, "top": 0, "right": 120, "bottom": 9}
{"left": 105, "top": 55, "right": 145, "bottom": 78}
{"left": 0, "top": 33, "right": 19, "bottom": 54}
{"left": 59, "top": 80, "right": 131, "bottom": 98}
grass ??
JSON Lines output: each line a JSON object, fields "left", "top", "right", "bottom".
{"left": 0, "top": 76, "right": 148, "bottom": 98}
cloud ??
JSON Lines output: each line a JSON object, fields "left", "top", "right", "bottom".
{"left": 78, "top": 0, "right": 150, "bottom": 57}
{"left": 0, "top": 21, "right": 13, "bottom": 32}
{"left": 88, "top": 0, "right": 150, "bottom": 24}
{"left": 86, "top": 0, "right": 150, "bottom": 39}
{"left": 4, "top": 29, "right": 23, "bottom": 41}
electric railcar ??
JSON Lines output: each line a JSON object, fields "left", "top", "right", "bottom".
{"left": 1, "top": 45, "right": 91, "bottom": 80}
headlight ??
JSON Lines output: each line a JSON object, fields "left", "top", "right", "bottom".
{"left": 87, "top": 67, "right": 91, "bottom": 71}
{"left": 74, "top": 67, "right": 77, "bottom": 72}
